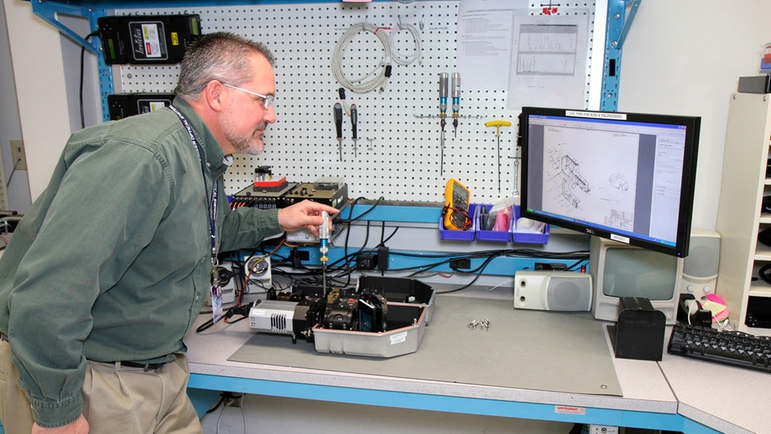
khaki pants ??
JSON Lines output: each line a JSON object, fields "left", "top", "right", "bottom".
{"left": 0, "top": 340, "right": 202, "bottom": 434}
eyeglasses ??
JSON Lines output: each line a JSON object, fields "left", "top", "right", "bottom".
{"left": 222, "top": 83, "right": 275, "bottom": 109}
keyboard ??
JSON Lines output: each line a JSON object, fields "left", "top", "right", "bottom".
{"left": 668, "top": 323, "right": 771, "bottom": 373}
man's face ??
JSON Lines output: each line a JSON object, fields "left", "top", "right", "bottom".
{"left": 220, "top": 53, "right": 277, "bottom": 155}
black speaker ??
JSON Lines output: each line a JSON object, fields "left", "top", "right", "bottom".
{"left": 680, "top": 228, "right": 720, "bottom": 302}
{"left": 514, "top": 271, "right": 592, "bottom": 311}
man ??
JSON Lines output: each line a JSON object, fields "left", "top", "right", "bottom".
{"left": 0, "top": 32, "right": 338, "bottom": 433}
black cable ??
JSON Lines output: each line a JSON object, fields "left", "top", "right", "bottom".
{"left": 5, "top": 158, "right": 22, "bottom": 187}
{"left": 565, "top": 256, "right": 590, "bottom": 271}
{"left": 205, "top": 392, "right": 244, "bottom": 415}
{"left": 204, "top": 395, "right": 226, "bottom": 414}
{"left": 80, "top": 30, "right": 100, "bottom": 129}
{"left": 435, "top": 254, "right": 501, "bottom": 294}
{"left": 195, "top": 302, "right": 255, "bottom": 333}
{"left": 240, "top": 200, "right": 588, "bottom": 296}
{"left": 341, "top": 196, "right": 383, "bottom": 266}
{"left": 758, "top": 263, "right": 771, "bottom": 284}
{"left": 380, "top": 225, "right": 399, "bottom": 245}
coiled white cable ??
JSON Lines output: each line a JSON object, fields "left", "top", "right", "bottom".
{"left": 390, "top": 22, "right": 422, "bottom": 66}
{"left": 331, "top": 22, "right": 393, "bottom": 94}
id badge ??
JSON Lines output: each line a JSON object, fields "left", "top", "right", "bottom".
{"left": 211, "top": 284, "right": 224, "bottom": 323}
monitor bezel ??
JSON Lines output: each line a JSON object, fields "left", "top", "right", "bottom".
{"left": 519, "top": 106, "right": 701, "bottom": 258}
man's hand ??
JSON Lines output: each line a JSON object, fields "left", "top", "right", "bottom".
{"left": 32, "top": 415, "right": 89, "bottom": 434}
{"left": 278, "top": 200, "right": 341, "bottom": 238}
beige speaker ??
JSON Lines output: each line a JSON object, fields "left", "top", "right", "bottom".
{"left": 680, "top": 228, "right": 720, "bottom": 302}
{"left": 514, "top": 271, "right": 592, "bottom": 311}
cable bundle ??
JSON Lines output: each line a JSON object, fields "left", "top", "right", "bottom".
{"left": 390, "top": 22, "right": 422, "bottom": 66}
{"left": 331, "top": 22, "right": 393, "bottom": 94}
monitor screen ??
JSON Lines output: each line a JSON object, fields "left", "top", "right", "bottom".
{"left": 519, "top": 107, "right": 701, "bottom": 257}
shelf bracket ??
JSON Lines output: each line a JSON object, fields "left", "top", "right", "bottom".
{"left": 29, "top": 0, "right": 104, "bottom": 54}
{"left": 615, "top": 0, "right": 641, "bottom": 50}
{"left": 601, "top": 0, "right": 642, "bottom": 112}
{"left": 27, "top": 0, "right": 114, "bottom": 121}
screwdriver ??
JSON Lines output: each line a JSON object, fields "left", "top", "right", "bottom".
{"left": 439, "top": 73, "right": 448, "bottom": 173}
{"left": 334, "top": 102, "right": 343, "bottom": 161}
{"left": 319, "top": 211, "right": 330, "bottom": 295}
{"left": 485, "top": 120, "right": 512, "bottom": 193}
{"left": 350, "top": 103, "right": 358, "bottom": 158}
{"left": 451, "top": 73, "right": 460, "bottom": 137}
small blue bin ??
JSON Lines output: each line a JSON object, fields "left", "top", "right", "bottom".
{"left": 474, "top": 204, "right": 512, "bottom": 242}
{"left": 511, "top": 206, "right": 550, "bottom": 244}
{"left": 439, "top": 203, "right": 477, "bottom": 241}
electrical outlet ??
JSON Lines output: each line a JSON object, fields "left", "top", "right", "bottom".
{"left": 450, "top": 258, "right": 471, "bottom": 270}
{"left": 356, "top": 253, "right": 377, "bottom": 270}
{"left": 10, "top": 140, "right": 27, "bottom": 171}
{"left": 588, "top": 425, "right": 619, "bottom": 434}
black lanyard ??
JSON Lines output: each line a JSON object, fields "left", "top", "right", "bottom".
{"left": 169, "top": 105, "right": 219, "bottom": 266}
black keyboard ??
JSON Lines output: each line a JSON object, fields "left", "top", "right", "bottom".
{"left": 668, "top": 323, "right": 771, "bottom": 373}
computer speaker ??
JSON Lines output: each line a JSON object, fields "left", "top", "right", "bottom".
{"left": 514, "top": 271, "right": 592, "bottom": 311}
{"left": 680, "top": 228, "right": 720, "bottom": 302}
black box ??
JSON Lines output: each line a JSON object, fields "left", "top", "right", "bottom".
{"left": 284, "top": 182, "right": 349, "bottom": 210}
{"left": 738, "top": 75, "right": 771, "bottom": 94}
{"left": 609, "top": 297, "right": 666, "bottom": 361}
{"left": 677, "top": 293, "right": 712, "bottom": 328}
{"left": 108, "top": 93, "right": 175, "bottom": 120}
{"left": 98, "top": 15, "right": 202, "bottom": 65}
{"left": 746, "top": 295, "right": 771, "bottom": 329}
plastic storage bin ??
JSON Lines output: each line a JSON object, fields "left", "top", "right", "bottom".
{"left": 474, "top": 203, "right": 512, "bottom": 242}
{"left": 511, "top": 205, "right": 550, "bottom": 244}
{"left": 439, "top": 203, "right": 477, "bottom": 241}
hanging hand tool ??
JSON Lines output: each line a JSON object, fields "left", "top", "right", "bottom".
{"left": 451, "top": 73, "right": 460, "bottom": 138}
{"left": 350, "top": 103, "right": 358, "bottom": 158}
{"left": 439, "top": 73, "right": 449, "bottom": 174}
{"left": 334, "top": 102, "right": 343, "bottom": 161}
{"left": 485, "top": 120, "right": 512, "bottom": 193}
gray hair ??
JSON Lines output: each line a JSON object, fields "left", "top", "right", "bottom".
{"left": 175, "top": 32, "right": 275, "bottom": 100}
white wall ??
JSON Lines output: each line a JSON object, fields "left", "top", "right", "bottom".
{"left": 3, "top": 0, "right": 72, "bottom": 202}
{"left": 617, "top": 0, "right": 771, "bottom": 231}
{"left": 0, "top": 0, "right": 30, "bottom": 212}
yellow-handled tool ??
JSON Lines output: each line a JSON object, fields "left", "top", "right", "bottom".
{"left": 485, "top": 120, "right": 512, "bottom": 193}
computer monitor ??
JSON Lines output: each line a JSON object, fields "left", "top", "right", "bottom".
{"left": 589, "top": 236, "right": 683, "bottom": 324}
{"left": 519, "top": 107, "right": 701, "bottom": 324}
{"left": 519, "top": 106, "right": 701, "bottom": 258}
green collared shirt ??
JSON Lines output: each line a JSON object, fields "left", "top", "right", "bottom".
{"left": 0, "top": 98, "right": 281, "bottom": 428}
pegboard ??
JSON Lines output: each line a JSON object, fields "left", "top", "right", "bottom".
{"left": 115, "top": 1, "right": 599, "bottom": 202}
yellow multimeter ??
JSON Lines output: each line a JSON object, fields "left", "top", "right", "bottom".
{"left": 443, "top": 178, "right": 472, "bottom": 230}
